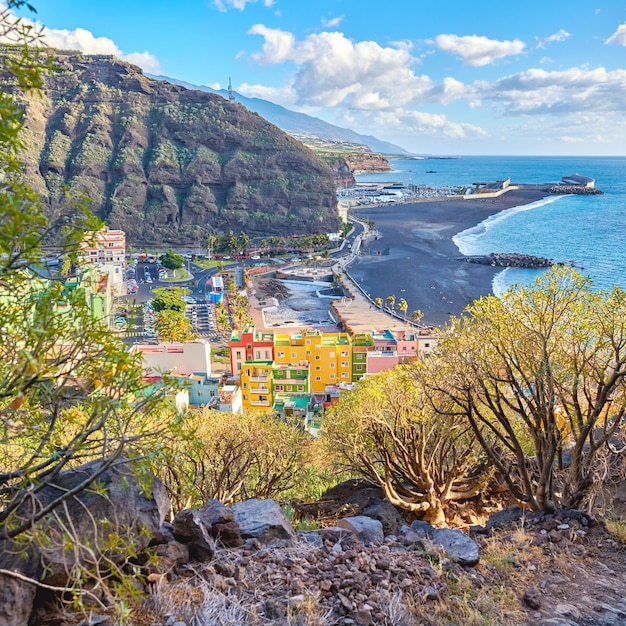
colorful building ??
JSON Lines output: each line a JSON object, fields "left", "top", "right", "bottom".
{"left": 80, "top": 227, "right": 126, "bottom": 296}
{"left": 240, "top": 361, "right": 273, "bottom": 409}
{"left": 229, "top": 325, "right": 275, "bottom": 375}
{"left": 351, "top": 333, "right": 375, "bottom": 381}
{"left": 273, "top": 330, "right": 352, "bottom": 393}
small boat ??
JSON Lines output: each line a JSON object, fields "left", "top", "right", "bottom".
{"left": 426, "top": 170, "right": 436, "bottom": 173}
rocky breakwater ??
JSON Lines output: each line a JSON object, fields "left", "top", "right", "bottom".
{"left": 549, "top": 185, "right": 604, "bottom": 195}
{"left": 462, "top": 252, "right": 553, "bottom": 268}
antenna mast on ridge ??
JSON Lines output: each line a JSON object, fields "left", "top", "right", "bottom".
{"left": 228, "top": 77, "right": 236, "bottom": 104}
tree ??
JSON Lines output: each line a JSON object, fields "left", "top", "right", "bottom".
{"left": 159, "top": 249, "right": 184, "bottom": 271}
{"left": 0, "top": 0, "right": 173, "bottom": 551}
{"left": 433, "top": 267, "right": 626, "bottom": 512}
{"left": 155, "top": 409, "right": 310, "bottom": 510}
{"left": 238, "top": 231, "right": 250, "bottom": 256}
{"left": 397, "top": 298, "right": 408, "bottom": 321}
{"left": 152, "top": 290, "right": 185, "bottom": 312}
{"left": 411, "top": 309, "right": 423, "bottom": 325}
{"left": 386, "top": 294, "right": 395, "bottom": 312}
{"left": 205, "top": 234, "right": 218, "bottom": 260}
{"left": 374, "top": 297, "right": 383, "bottom": 309}
{"left": 227, "top": 230, "right": 239, "bottom": 255}
{"left": 322, "top": 366, "right": 487, "bottom": 524}
{"left": 154, "top": 310, "right": 195, "bottom": 343}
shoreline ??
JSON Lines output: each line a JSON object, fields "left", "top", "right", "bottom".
{"left": 348, "top": 188, "right": 551, "bottom": 327}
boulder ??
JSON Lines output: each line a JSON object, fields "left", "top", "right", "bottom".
{"left": 0, "top": 574, "right": 36, "bottom": 626}
{"left": 0, "top": 459, "right": 169, "bottom": 586}
{"left": 362, "top": 500, "right": 405, "bottom": 536}
{"left": 407, "top": 521, "right": 480, "bottom": 566}
{"left": 337, "top": 516, "right": 384, "bottom": 546}
{"left": 231, "top": 499, "right": 296, "bottom": 547}
{"left": 0, "top": 458, "right": 169, "bottom": 624}
{"left": 172, "top": 509, "right": 216, "bottom": 560}
{"left": 431, "top": 528, "right": 480, "bottom": 566}
{"left": 201, "top": 500, "right": 243, "bottom": 548}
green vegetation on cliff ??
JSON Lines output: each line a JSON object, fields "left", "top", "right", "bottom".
{"left": 5, "top": 48, "right": 340, "bottom": 246}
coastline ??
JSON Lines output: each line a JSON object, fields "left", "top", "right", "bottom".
{"left": 349, "top": 188, "right": 551, "bottom": 327}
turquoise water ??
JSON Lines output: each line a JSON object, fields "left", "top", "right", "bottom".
{"left": 356, "top": 156, "right": 626, "bottom": 295}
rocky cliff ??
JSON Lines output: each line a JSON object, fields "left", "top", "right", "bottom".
{"left": 8, "top": 49, "right": 340, "bottom": 246}
{"left": 323, "top": 151, "right": 391, "bottom": 186}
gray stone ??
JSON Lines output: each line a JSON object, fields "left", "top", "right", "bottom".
{"left": 231, "top": 499, "right": 296, "bottom": 547}
{"left": 410, "top": 520, "right": 435, "bottom": 539}
{"left": 362, "top": 500, "right": 405, "bottom": 536}
{"left": 0, "top": 458, "right": 169, "bottom": 590}
{"left": 0, "top": 574, "right": 36, "bottom": 626}
{"left": 172, "top": 509, "right": 216, "bottom": 560}
{"left": 337, "top": 516, "right": 384, "bottom": 546}
{"left": 431, "top": 528, "right": 480, "bottom": 566}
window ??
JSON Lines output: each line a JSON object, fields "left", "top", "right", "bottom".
{"left": 236, "top": 350, "right": 243, "bottom": 359}
{"left": 402, "top": 346, "right": 407, "bottom": 352}
{"left": 306, "top": 339, "right": 311, "bottom": 345}
{"left": 330, "top": 373, "right": 335, "bottom": 379}
{"left": 306, "top": 350, "right": 311, "bottom": 356}
{"left": 291, "top": 352, "right": 297, "bottom": 359}
{"left": 329, "top": 352, "right": 335, "bottom": 358}
{"left": 297, "top": 385, "right": 304, "bottom": 392}
{"left": 315, "top": 366, "right": 321, "bottom": 371}
{"left": 341, "top": 350, "right": 349, "bottom": 357}
{"left": 315, "top": 355, "right": 321, "bottom": 360}
{"left": 243, "top": 382, "right": 248, "bottom": 389}
{"left": 243, "top": 394, "right": 248, "bottom": 400}
{"left": 341, "top": 361, "right": 349, "bottom": 368}
{"left": 329, "top": 363, "right": 335, "bottom": 368}
{"left": 277, "top": 351, "right": 285, "bottom": 358}
{"left": 315, "top": 376, "right": 321, "bottom": 381}
{"left": 356, "top": 365, "right": 363, "bottom": 371}
{"left": 197, "top": 391, "right": 203, "bottom": 397}
{"left": 275, "top": 385, "right": 283, "bottom": 392}
{"left": 265, "top": 350, "right": 271, "bottom": 359}
{"left": 254, "top": 350, "right": 261, "bottom": 360}
{"left": 424, "top": 343, "right": 430, "bottom": 348}
{"left": 341, "top": 372, "right": 349, "bottom": 379}
{"left": 237, "top": 363, "right": 242, "bottom": 371}
{"left": 247, "top": 343, "right": 252, "bottom": 350}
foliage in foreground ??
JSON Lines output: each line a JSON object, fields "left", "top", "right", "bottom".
{"left": 433, "top": 267, "right": 626, "bottom": 512}
{"left": 322, "top": 366, "right": 488, "bottom": 524}
{"left": 153, "top": 409, "right": 312, "bottom": 511}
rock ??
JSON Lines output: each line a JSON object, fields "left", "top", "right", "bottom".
{"left": 523, "top": 587, "right": 543, "bottom": 610}
{"left": 0, "top": 458, "right": 169, "bottom": 588}
{"left": 431, "top": 528, "right": 479, "bottom": 566}
{"left": 0, "top": 574, "right": 36, "bottom": 626}
{"left": 199, "top": 499, "right": 234, "bottom": 525}
{"left": 409, "top": 520, "right": 435, "bottom": 538}
{"left": 172, "top": 509, "right": 216, "bottom": 560}
{"left": 362, "top": 501, "right": 405, "bottom": 536}
{"left": 485, "top": 506, "right": 526, "bottom": 531}
{"left": 153, "top": 540, "right": 190, "bottom": 567}
{"left": 231, "top": 499, "right": 296, "bottom": 547}
{"left": 337, "top": 516, "right": 384, "bottom": 546}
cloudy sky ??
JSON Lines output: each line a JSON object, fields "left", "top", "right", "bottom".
{"left": 11, "top": 0, "right": 626, "bottom": 155}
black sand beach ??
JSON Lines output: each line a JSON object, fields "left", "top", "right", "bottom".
{"left": 349, "top": 188, "right": 550, "bottom": 327}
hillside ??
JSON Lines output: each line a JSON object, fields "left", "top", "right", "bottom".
{"left": 148, "top": 75, "right": 409, "bottom": 156}
{"left": 8, "top": 50, "right": 340, "bottom": 246}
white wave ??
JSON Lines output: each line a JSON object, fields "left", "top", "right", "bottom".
{"left": 453, "top": 195, "right": 565, "bottom": 256}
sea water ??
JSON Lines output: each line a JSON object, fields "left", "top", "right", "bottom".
{"left": 355, "top": 156, "right": 626, "bottom": 295}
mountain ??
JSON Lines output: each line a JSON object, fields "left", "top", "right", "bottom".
{"left": 8, "top": 50, "right": 340, "bottom": 246}
{"left": 148, "top": 75, "right": 409, "bottom": 156}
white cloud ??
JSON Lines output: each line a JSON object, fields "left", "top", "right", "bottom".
{"left": 473, "top": 66, "right": 626, "bottom": 115}
{"left": 321, "top": 16, "right": 344, "bottom": 28}
{"left": 606, "top": 23, "right": 626, "bottom": 46}
{"left": 0, "top": 13, "right": 164, "bottom": 74}
{"left": 40, "top": 26, "right": 121, "bottom": 55}
{"left": 248, "top": 26, "right": 437, "bottom": 110}
{"left": 215, "top": 0, "right": 272, "bottom": 11}
{"left": 536, "top": 29, "right": 570, "bottom": 49}
{"left": 435, "top": 34, "right": 525, "bottom": 66}
{"left": 121, "top": 51, "right": 162, "bottom": 74}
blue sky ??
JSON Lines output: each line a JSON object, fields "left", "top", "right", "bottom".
{"left": 9, "top": 0, "right": 626, "bottom": 155}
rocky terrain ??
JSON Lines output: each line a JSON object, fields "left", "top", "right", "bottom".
{"left": 2, "top": 461, "right": 625, "bottom": 626}
{"left": 5, "top": 48, "right": 340, "bottom": 246}
{"left": 323, "top": 151, "right": 391, "bottom": 186}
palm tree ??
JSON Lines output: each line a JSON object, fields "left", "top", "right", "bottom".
{"left": 206, "top": 234, "right": 218, "bottom": 261}
{"left": 411, "top": 309, "right": 423, "bottom": 325}
{"left": 238, "top": 231, "right": 250, "bottom": 256}
{"left": 386, "top": 295, "right": 395, "bottom": 313}
{"left": 397, "top": 298, "right": 408, "bottom": 321}
{"left": 375, "top": 297, "right": 383, "bottom": 309}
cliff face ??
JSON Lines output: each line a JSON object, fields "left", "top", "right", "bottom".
{"left": 10, "top": 51, "right": 340, "bottom": 246}
{"left": 323, "top": 151, "right": 391, "bottom": 187}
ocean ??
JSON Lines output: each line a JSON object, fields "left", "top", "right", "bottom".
{"left": 355, "top": 156, "right": 626, "bottom": 295}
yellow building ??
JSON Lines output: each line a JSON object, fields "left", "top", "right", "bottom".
{"left": 240, "top": 361, "right": 273, "bottom": 410}
{"left": 273, "top": 330, "right": 352, "bottom": 393}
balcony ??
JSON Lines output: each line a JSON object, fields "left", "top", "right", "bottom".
{"left": 250, "top": 385, "right": 269, "bottom": 392}
{"left": 249, "top": 375, "right": 269, "bottom": 383}
{"left": 250, "top": 400, "right": 271, "bottom": 407}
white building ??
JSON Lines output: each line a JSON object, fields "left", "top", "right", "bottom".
{"left": 80, "top": 227, "right": 126, "bottom": 295}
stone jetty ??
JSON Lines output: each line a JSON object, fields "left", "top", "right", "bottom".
{"left": 461, "top": 252, "right": 553, "bottom": 269}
